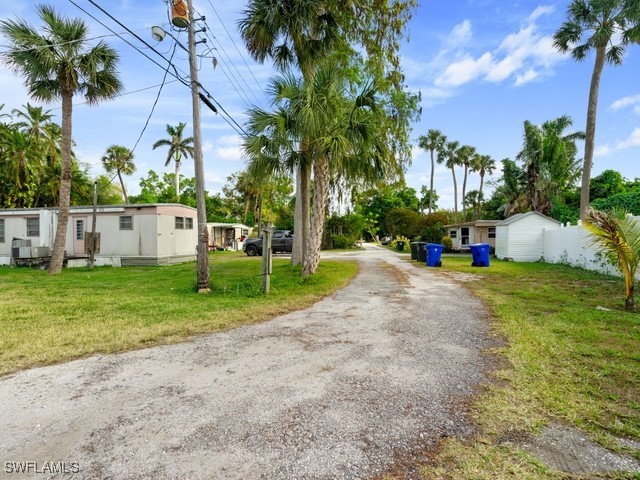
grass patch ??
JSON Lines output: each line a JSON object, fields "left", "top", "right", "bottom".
{"left": 0, "top": 251, "right": 357, "bottom": 376}
{"left": 417, "top": 257, "right": 640, "bottom": 479}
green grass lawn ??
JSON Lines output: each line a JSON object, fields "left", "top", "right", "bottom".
{"left": 0, "top": 251, "right": 357, "bottom": 376}
{"left": 417, "top": 256, "right": 640, "bottom": 479}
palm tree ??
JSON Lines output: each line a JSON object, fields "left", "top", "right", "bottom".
{"left": 440, "top": 140, "right": 461, "bottom": 223}
{"left": 457, "top": 145, "right": 477, "bottom": 222}
{"left": 239, "top": 0, "right": 342, "bottom": 267}
{"left": 418, "top": 129, "right": 446, "bottom": 215}
{"left": 12, "top": 103, "right": 53, "bottom": 143}
{"left": 244, "top": 63, "right": 390, "bottom": 276}
{"left": 102, "top": 145, "right": 136, "bottom": 204}
{"left": 152, "top": 122, "right": 194, "bottom": 199}
{"left": 584, "top": 208, "right": 640, "bottom": 311}
{"left": 474, "top": 154, "right": 496, "bottom": 206}
{"left": 1, "top": 5, "right": 122, "bottom": 274}
{"left": 554, "top": 0, "right": 640, "bottom": 220}
{"left": 516, "top": 115, "right": 584, "bottom": 216}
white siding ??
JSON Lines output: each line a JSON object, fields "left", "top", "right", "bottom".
{"left": 495, "top": 226, "right": 508, "bottom": 258}
{"left": 495, "top": 214, "right": 561, "bottom": 262}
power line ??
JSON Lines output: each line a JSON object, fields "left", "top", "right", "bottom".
{"left": 129, "top": 43, "right": 178, "bottom": 156}
{"left": 68, "top": 0, "right": 247, "bottom": 137}
{"left": 194, "top": 9, "right": 260, "bottom": 106}
{"left": 205, "top": 0, "right": 266, "bottom": 99}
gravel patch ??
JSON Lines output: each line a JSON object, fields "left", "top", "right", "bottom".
{"left": 0, "top": 244, "right": 496, "bottom": 479}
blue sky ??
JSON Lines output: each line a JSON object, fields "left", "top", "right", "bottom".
{"left": 1, "top": 0, "right": 639, "bottom": 210}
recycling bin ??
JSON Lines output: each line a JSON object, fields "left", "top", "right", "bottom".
{"left": 425, "top": 243, "right": 444, "bottom": 267}
{"left": 469, "top": 243, "right": 491, "bottom": 267}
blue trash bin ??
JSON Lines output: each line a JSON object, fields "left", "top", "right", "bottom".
{"left": 425, "top": 243, "right": 444, "bottom": 267}
{"left": 469, "top": 243, "right": 491, "bottom": 267}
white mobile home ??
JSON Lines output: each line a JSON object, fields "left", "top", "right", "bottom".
{"left": 444, "top": 220, "right": 498, "bottom": 251}
{"left": 0, "top": 204, "right": 198, "bottom": 267}
{"left": 207, "top": 222, "right": 252, "bottom": 251}
{"left": 495, "top": 211, "right": 561, "bottom": 262}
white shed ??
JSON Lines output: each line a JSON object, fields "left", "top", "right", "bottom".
{"left": 495, "top": 211, "right": 561, "bottom": 262}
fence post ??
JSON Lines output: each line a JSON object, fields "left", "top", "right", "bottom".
{"left": 262, "top": 225, "right": 273, "bottom": 294}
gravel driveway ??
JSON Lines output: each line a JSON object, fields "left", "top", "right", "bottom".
{"left": 0, "top": 244, "right": 495, "bottom": 479}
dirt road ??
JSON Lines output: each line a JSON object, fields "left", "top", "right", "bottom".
{"left": 0, "top": 244, "right": 494, "bottom": 479}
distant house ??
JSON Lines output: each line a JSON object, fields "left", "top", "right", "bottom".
{"left": 0, "top": 204, "right": 198, "bottom": 267}
{"left": 444, "top": 220, "right": 499, "bottom": 251}
{"left": 495, "top": 211, "right": 561, "bottom": 262}
{"left": 207, "top": 222, "right": 252, "bottom": 251}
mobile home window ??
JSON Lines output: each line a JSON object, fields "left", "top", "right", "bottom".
{"left": 175, "top": 217, "right": 184, "bottom": 229}
{"left": 461, "top": 227, "right": 470, "bottom": 245}
{"left": 76, "top": 219, "right": 84, "bottom": 240}
{"left": 185, "top": 217, "right": 193, "bottom": 229}
{"left": 0, "top": 219, "right": 4, "bottom": 243}
{"left": 26, "top": 218, "right": 39, "bottom": 236}
{"left": 119, "top": 215, "right": 133, "bottom": 230}
{"left": 449, "top": 229, "right": 457, "bottom": 239}
{"left": 488, "top": 227, "right": 496, "bottom": 239}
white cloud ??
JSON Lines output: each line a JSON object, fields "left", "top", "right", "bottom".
{"left": 448, "top": 20, "right": 472, "bottom": 47}
{"left": 528, "top": 5, "right": 555, "bottom": 22}
{"left": 435, "top": 53, "right": 494, "bottom": 87}
{"left": 433, "top": 4, "right": 562, "bottom": 90}
{"left": 610, "top": 94, "right": 640, "bottom": 113}
{"left": 594, "top": 128, "right": 640, "bottom": 156}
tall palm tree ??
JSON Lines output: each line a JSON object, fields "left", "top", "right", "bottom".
{"left": 1, "top": 5, "right": 122, "bottom": 274}
{"left": 239, "top": 0, "right": 342, "bottom": 267}
{"left": 457, "top": 145, "right": 477, "bottom": 222}
{"left": 440, "top": 140, "right": 460, "bottom": 223}
{"left": 102, "top": 145, "right": 136, "bottom": 204}
{"left": 584, "top": 208, "right": 640, "bottom": 311}
{"left": 418, "top": 129, "right": 446, "bottom": 215}
{"left": 244, "top": 63, "right": 390, "bottom": 276}
{"left": 554, "top": 0, "right": 640, "bottom": 220}
{"left": 152, "top": 122, "right": 194, "bottom": 199}
{"left": 474, "top": 154, "right": 496, "bottom": 206}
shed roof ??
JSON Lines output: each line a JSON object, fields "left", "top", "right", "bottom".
{"left": 496, "top": 211, "right": 561, "bottom": 226}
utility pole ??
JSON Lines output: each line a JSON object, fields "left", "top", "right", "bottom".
{"left": 89, "top": 180, "right": 97, "bottom": 270}
{"left": 186, "top": 0, "right": 210, "bottom": 293}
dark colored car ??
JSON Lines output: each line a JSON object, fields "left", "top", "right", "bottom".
{"left": 243, "top": 230, "right": 294, "bottom": 256}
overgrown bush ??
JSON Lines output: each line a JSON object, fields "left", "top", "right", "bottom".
{"left": 419, "top": 223, "right": 446, "bottom": 243}
{"left": 390, "top": 235, "right": 410, "bottom": 251}
{"left": 332, "top": 234, "right": 357, "bottom": 249}
{"left": 441, "top": 235, "right": 453, "bottom": 251}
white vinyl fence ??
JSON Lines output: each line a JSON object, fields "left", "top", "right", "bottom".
{"left": 541, "top": 215, "right": 640, "bottom": 277}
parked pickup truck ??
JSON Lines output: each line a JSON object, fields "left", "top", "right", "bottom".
{"left": 243, "top": 230, "right": 293, "bottom": 256}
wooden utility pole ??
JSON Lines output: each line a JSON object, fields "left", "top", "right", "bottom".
{"left": 186, "top": 0, "right": 210, "bottom": 293}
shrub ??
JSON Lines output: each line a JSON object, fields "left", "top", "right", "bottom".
{"left": 332, "top": 234, "right": 357, "bottom": 249}
{"left": 441, "top": 235, "right": 453, "bottom": 251}
{"left": 419, "top": 223, "right": 446, "bottom": 243}
{"left": 390, "top": 235, "right": 410, "bottom": 251}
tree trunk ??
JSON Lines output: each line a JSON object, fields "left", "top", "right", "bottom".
{"left": 175, "top": 160, "right": 181, "bottom": 200}
{"left": 48, "top": 90, "right": 73, "bottom": 275}
{"left": 292, "top": 162, "right": 310, "bottom": 266}
{"left": 451, "top": 167, "right": 458, "bottom": 223}
{"left": 428, "top": 150, "right": 435, "bottom": 215}
{"left": 302, "top": 156, "right": 329, "bottom": 277}
{"left": 461, "top": 164, "right": 468, "bottom": 222}
{"left": 118, "top": 170, "right": 128, "bottom": 204}
{"left": 625, "top": 284, "right": 635, "bottom": 312}
{"left": 580, "top": 46, "right": 606, "bottom": 221}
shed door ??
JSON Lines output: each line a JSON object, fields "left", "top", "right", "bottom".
{"left": 73, "top": 217, "right": 87, "bottom": 254}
